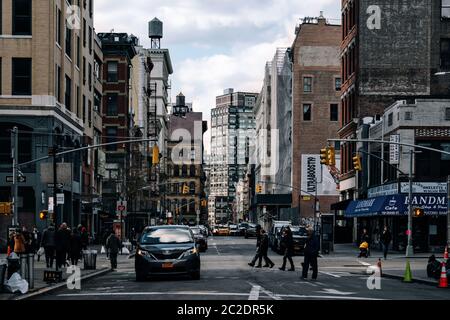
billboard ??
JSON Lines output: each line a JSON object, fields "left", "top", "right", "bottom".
{"left": 301, "top": 155, "right": 339, "bottom": 196}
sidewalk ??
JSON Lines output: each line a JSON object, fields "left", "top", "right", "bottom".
{"left": 0, "top": 246, "right": 130, "bottom": 300}
{"left": 326, "top": 244, "right": 443, "bottom": 285}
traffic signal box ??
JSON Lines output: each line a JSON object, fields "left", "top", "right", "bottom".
{"left": 201, "top": 200, "right": 207, "bottom": 207}
{"left": 256, "top": 185, "right": 262, "bottom": 194}
{"left": 39, "top": 210, "right": 48, "bottom": 220}
{"left": 152, "top": 145, "right": 160, "bottom": 165}
{"left": 182, "top": 185, "right": 190, "bottom": 194}
{"left": 353, "top": 154, "right": 362, "bottom": 171}
{"left": 320, "top": 147, "right": 336, "bottom": 166}
{"left": 320, "top": 148, "right": 328, "bottom": 165}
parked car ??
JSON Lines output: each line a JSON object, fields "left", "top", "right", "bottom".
{"left": 269, "top": 221, "right": 292, "bottom": 252}
{"left": 214, "top": 225, "right": 230, "bottom": 236}
{"left": 244, "top": 223, "right": 259, "bottom": 239}
{"left": 288, "top": 226, "right": 309, "bottom": 255}
{"left": 238, "top": 222, "right": 250, "bottom": 236}
{"left": 198, "top": 225, "right": 209, "bottom": 238}
{"left": 190, "top": 227, "right": 208, "bottom": 252}
{"left": 229, "top": 224, "right": 240, "bottom": 236}
{"left": 135, "top": 225, "right": 201, "bottom": 281}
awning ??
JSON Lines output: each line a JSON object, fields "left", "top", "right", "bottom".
{"left": 345, "top": 194, "right": 448, "bottom": 218}
{"left": 331, "top": 199, "right": 352, "bottom": 211}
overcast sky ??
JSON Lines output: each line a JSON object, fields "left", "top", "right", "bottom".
{"left": 94, "top": 0, "right": 341, "bottom": 153}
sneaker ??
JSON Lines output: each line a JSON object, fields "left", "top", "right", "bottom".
{"left": 270, "top": 263, "right": 275, "bottom": 269}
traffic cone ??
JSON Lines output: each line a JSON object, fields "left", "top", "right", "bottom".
{"left": 377, "top": 258, "right": 383, "bottom": 277}
{"left": 438, "top": 262, "right": 448, "bottom": 288}
{"left": 444, "top": 245, "right": 449, "bottom": 260}
{"left": 403, "top": 260, "right": 413, "bottom": 283}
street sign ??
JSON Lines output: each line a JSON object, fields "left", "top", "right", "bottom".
{"left": 6, "top": 176, "right": 26, "bottom": 183}
{"left": 56, "top": 193, "right": 65, "bottom": 205}
{"left": 48, "top": 183, "right": 64, "bottom": 189}
{"left": 390, "top": 134, "right": 400, "bottom": 165}
{"left": 48, "top": 197, "right": 54, "bottom": 213}
{"left": 116, "top": 201, "right": 127, "bottom": 213}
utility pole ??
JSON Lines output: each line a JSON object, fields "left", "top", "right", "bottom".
{"left": 11, "top": 127, "right": 19, "bottom": 227}
{"left": 52, "top": 144, "right": 59, "bottom": 272}
{"left": 406, "top": 149, "right": 414, "bottom": 258}
{"left": 447, "top": 176, "right": 450, "bottom": 248}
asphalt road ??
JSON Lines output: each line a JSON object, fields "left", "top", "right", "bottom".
{"left": 33, "top": 237, "right": 450, "bottom": 300}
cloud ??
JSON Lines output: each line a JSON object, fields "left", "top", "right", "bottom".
{"left": 94, "top": 0, "right": 341, "bottom": 152}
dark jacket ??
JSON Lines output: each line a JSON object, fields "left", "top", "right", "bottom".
{"left": 55, "top": 228, "right": 71, "bottom": 252}
{"left": 255, "top": 226, "right": 262, "bottom": 248}
{"left": 69, "top": 232, "right": 83, "bottom": 259}
{"left": 106, "top": 234, "right": 122, "bottom": 254}
{"left": 381, "top": 230, "right": 392, "bottom": 245}
{"left": 80, "top": 231, "right": 89, "bottom": 249}
{"left": 259, "top": 234, "right": 269, "bottom": 255}
{"left": 280, "top": 232, "right": 294, "bottom": 255}
{"left": 41, "top": 227, "right": 56, "bottom": 248}
{"left": 22, "top": 230, "right": 33, "bottom": 253}
{"left": 304, "top": 234, "right": 320, "bottom": 257}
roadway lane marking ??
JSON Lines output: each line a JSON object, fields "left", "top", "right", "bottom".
{"left": 57, "top": 291, "right": 382, "bottom": 300}
{"left": 358, "top": 261, "right": 371, "bottom": 267}
{"left": 319, "top": 271, "right": 341, "bottom": 278}
{"left": 318, "top": 289, "right": 355, "bottom": 296}
{"left": 248, "top": 282, "right": 282, "bottom": 301}
{"left": 248, "top": 285, "right": 261, "bottom": 300}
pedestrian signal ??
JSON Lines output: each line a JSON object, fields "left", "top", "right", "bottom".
{"left": 353, "top": 154, "right": 362, "bottom": 171}
{"left": 201, "top": 200, "right": 207, "bottom": 207}
{"left": 413, "top": 208, "right": 424, "bottom": 218}
{"left": 0, "top": 202, "right": 12, "bottom": 215}
{"left": 39, "top": 210, "right": 48, "bottom": 220}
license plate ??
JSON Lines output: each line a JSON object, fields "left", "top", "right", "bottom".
{"left": 162, "top": 263, "right": 173, "bottom": 269}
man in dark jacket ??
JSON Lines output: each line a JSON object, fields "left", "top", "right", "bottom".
{"left": 381, "top": 226, "right": 392, "bottom": 260}
{"left": 279, "top": 227, "right": 295, "bottom": 271}
{"left": 41, "top": 224, "right": 56, "bottom": 268}
{"left": 256, "top": 229, "right": 275, "bottom": 268}
{"left": 302, "top": 229, "right": 319, "bottom": 280}
{"left": 55, "top": 223, "right": 71, "bottom": 269}
{"left": 248, "top": 225, "right": 262, "bottom": 267}
{"left": 69, "top": 229, "right": 82, "bottom": 266}
{"left": 106, "top": 231, "right": 122, "bottom": 270}
{"left": 80, "top": 227, "right": 89, "bottom": 250}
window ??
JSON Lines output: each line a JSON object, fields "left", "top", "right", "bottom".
{"left": 330, "top": 104, "right": 339, "bottom": 121}
{"left": 65, "top": 24, "right": 72, "bottom": 58}
{"left": 440, "top": 39, "right": 450, "bottom": 70}
{"left": 12, "top": 58, "right": 32, "bottom": 95}
{"left": 12, "top": 0, "right": 32, "bottom": 35}
{"left": 303, "top": 104, "right": 312, "bottom": 121}
{"left": 189, "top": 182, "right": 195, "bottom": 195}
{"left": 446, "top": 108, "right": 450, "bottom": 121}
{"left": 442, "top": 0, "right": 450, "bottom": 18}
{"left": 88, "top": 100, "right": 92, "bottom": 126}
{"left": 65, "top": 75, "right": 72, "bottom": 110}
{"left": 88, "top": 63, "right": 92, "bottom": 90}
{"left": 83, "top": 57, "right": 86, "bottom": 84}
{"left": 89, "top": 26, "right": 92, "bottom": 53}
{"left": 106, "top": 94, "right": 118, "bottom": 116}
{"left": 105, "top": 127, "right": 118, "bottom": 151}
{"left": 0, "top": 1, "right": 2, "bottom": 35}
{"left": 82, "top": 95, "right": 86, "bottom": 122}
{"left": 83, "top": 18, "right": 86, "bottom": 47}
{"left": 388, "top": 113, "right": 393, "bottom": 126}
{"left": 94, "top": 90, "right": 101, "bottom": 113}
{"left": 107, "top": 62, "right": 118, "bottom": 82}
{"left": 190, "top": 165, "right": 196, "bottom": 177}
{"left": 89, "top": 0, "right": 93, "bottom": 17}
{"left": 173, "top": 165, "right": 179, "bottom": 177}
{"left": 335, "top": 78, "right": 341, "bottom": 91}
{"left": 405, "top": 111, "right": 413, "bottom": 121}
{"left": 76, "top": 36, "right": 80, "bottom": 67}
{"left": 56, "top": 8, "right": 62, "bottom": 45}
{"left": 303, "top": 77, "right": 312, "bottom": 93}
{"left": 76, "top": 86, "right": 80, "bottom": 116}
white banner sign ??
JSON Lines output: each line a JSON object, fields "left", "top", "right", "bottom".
{"left": 301, "top": 155, "right": 339, "bottom": 196}
{"left": 400, "top": 182, "right": 447, "bottom": 194}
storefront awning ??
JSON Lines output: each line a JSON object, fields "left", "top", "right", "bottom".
{"left": 345, "top": 194, "right": 448, "bottom": 218}
{"left": 331, "top": 199, "right": 352, "bottom": 211}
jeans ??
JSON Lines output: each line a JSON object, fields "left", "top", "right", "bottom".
{"left": 44, "top": 247, "right": 55, "bottom": 268}
{"left": 257, "top": 252, "right": 274, "bottom": 267}
{"left": 250, "top": 248, "right": 260, "bottom": 265}
{"left": 56, "top": 250, "right": 67, "bottom": 269}
{"left": 382, "top": 243, "right": 389, "bottom": 259}
{"left": 281, "top": 251, "right": 294, "bottom": 270}
{"left": 302, "top": 254, "right": 318, "bottom": 279}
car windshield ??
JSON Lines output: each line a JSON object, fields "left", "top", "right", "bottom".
{"left": 140, "top": 228, "right": 193, "bottom": 244}
{"left": 291, "top": 227, "right": 308, "bottom": 236}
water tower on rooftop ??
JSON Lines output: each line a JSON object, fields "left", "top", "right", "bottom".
{"left": 149, "top": 17, "right": 163, "bottom": 49}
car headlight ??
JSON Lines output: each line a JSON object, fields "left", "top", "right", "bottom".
{"left": 179, "top": 247, "right": 198, "bottom": 259}
{"left": 137, "top": 249, "right": 155, "bottom": 259}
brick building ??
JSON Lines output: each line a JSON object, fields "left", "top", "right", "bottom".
{"left": 291, "top": 14, "right": 342, "bottom": 224}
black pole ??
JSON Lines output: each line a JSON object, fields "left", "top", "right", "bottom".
{"left": 52, "top": 144, "right": 58, "bottom": 272}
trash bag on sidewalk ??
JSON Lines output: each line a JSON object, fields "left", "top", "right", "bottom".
{"left": 101, "top": 246, "right": 106, "bottom": 254}
{"left": 37, "top": 247, "right": 45, "bottom": 256}
{"left": 4, "top": 272, "right": 29, "bottom": 294}
{"left": 121, "top": 247, "right": 130, "bottom": 255}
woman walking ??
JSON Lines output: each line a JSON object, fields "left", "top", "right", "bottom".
{"left": 279, "top": 227, "right": 295, "bottom": 271}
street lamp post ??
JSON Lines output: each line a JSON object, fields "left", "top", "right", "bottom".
{"left": 406, "top": 149, "right": 414, "bottom": 257}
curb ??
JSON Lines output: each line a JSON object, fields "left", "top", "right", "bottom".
{"left": 14, "top": 267, "right": 111, "bottom": 300}
{"left": 382, "top": 272, "right": 438, "bottom": 286}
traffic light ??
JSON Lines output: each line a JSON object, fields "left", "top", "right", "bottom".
{"left": 0, "top": 202, "right": 12, "bottom": 216}
{"left": 320, "top": 148, "right": 329, "bottom": 165}
{"left": 414, "top": 208, "right": 425, "bottom": 218}
{"left": 327, "top": 147, "right": 336, "bottom": 166}
{"left": 353, "top": 154, "right": 362, "bottom": 171}
{"left": 39, "top": 210, "right": 48, "bottom": 220}
{"left": 256, "top": 185, "right": 262, "bottom": 194}
{"left": 201, "top": 199, "right": 207, "bottom": 207}
{"left": 182, "top": 184, "right": 190, "bottom": 194}
{"left": 152, "top": 145, "right": 160, "bottom": 165}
